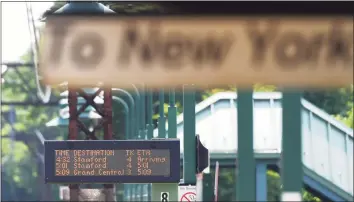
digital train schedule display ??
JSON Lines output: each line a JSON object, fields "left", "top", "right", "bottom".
{"left": 55, "top": 149, "right": 170, "bottom": 176}
{"left": 45, "top": 140, "right": 180, "bottom": 183}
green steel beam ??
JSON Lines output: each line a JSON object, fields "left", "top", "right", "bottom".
{"left": 146, "top": 89, "right": 154, "bottom": 140}
{"left": 236, "top": 90, "right": 256, "bottom": 201}
{"left": 282, "top": 90, "right": 303, "bottom": 201}
{"left": 112, "top": 96, "right": 129, "bottom": 140}
{"left": 168, "top": 88, "right": 177, "bottom": 138}
{"left": 158, "top": 89, "right": 166, "bottom": 138}
{"left": 183, "top": 85, "right": 196, "bottom": 184}
{"left": 179, "top": 153, "right": 280, "bottom": 167}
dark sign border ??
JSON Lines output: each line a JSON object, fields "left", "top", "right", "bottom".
{"left": 45, "top": 139, "right": 180, "bottom": 184}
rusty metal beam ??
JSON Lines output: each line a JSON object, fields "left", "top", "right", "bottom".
{"left": 67, "top": 86, "right": 116, "bottom": 201}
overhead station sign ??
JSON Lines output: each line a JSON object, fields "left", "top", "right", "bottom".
{"left": 44, "top": 140, "right": 180, "bottom": 183}
{"left": 40, "top": 16, "right": 353, "bottom": 88}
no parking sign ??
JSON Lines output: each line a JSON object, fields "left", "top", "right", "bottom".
{"left": 178, "top": 185, "right": 197, "bottom": 202}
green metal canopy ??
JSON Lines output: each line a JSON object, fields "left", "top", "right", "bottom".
{"left": 54, "top": 2, "right": 115, "bottom": 14}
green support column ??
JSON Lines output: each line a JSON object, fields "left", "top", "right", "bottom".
{"left": 203, "top": 173, "right": 214, "bottom": 201}
{"left": 134, "top": 88, "right": 143, "bottom": 201}
{"left": 236, "top": 90, "right": 256, "bottom": 201}
{"left": 130, "top": 88, "right": 140, "bottom": 202}
{"left": 168, "top": 88, "right": 177, "bottom": 138}
{"left": 147, "top": 89, "right": 154, "bottom": 139}
{"left": 112, "top": 97, "right": 129, "bottom": 140}
{"left": 139, "top": 87, "right": 146, "bottom": 201}
{"left": 140, "top": 89, "right": 146, "bottom": 140}
{"left": 112, "top": 89, "right": 135, "bottom": 139}
{"left": 112, "top": 95, "right": 130, "bottom": 201}
{"left": 146, "top": 89, "right": 154, "bottom": 201}
{"left": 158, "top": 89, "right": 166, "bottom": 138}
{"left": 131, "top": 88, "right": 139, "bottom": 202}
{"left": 281, "top": 90, "right": 303, "bottom": 201}
{"left": 126, "top": 90, "right": 135, "bottom": 140}
{"left": 183, "top": 85, "right": 196, "bottom": 184}
{"left": 135, "top": 90, "right": 141, "bottom": 140}
{"left": 151, "top": 88, "right": 179, "bottom": 202}
{"left": 131, "top": 85, "right": 140, "bottom": 139}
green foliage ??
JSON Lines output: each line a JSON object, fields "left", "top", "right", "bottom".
{"left": 206, "top": 169, "right": 322, "bottom": 201}
{"left": 335, "top": 106, "right": 354, "bottom": 128}
{"left": 304, "top": 86, "right": 353, "bottom": 116}
{"left": 267, "top": 170, "right": 281, "bottom": 201}
{"left": 1, "top": 53, "right": 60, "bottom": 200}
{"left": 200, "top": 84, "right": 276, "bottom": 100}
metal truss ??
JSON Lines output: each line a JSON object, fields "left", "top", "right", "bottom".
{"left": 67, "top": 85, "right": 115, "bottom": 201}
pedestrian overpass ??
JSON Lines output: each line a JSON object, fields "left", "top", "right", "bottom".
{"left": 152, "top": 92, "right": 353, "bottom": 201}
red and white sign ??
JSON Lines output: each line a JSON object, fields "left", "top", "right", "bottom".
{"left": 178, "top": 185, "right": 197, "bottom": 202}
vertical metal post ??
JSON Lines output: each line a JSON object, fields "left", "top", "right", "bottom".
{"left": 139, "top": 86, "right": 146, "bottom": 201}
{"left": 68, "top": 87, "right": 79, "bottom": 202}
{"left": 127, "top": 91, "right": 135, "bottom": 140}
{"left": 129, "top": 91, "right": 135, "bottom": 140}
{"left": 236, "top": 90, "right": 256, "bottom": 201}
{"left": 281, "top": 90, "right": 303, "bottom": 201}
{"left": 256, "top": 163, "right": 267, "bottom": 201}
{"left": 168, "top": 88, "right": 177, "bottom": 138}
{"left": 129, "top": 88, "right": 140, "bottom": 202}
{"left": 132, "top": 88, "right": 140, "bottom": 201}
{"left": 140, "top": 89, "right": 146, "bottom": 139}
{"left": 112, "top": 96, "right": 130, "bottom": 140}
{"left": 158, "top": 89, "right": 166, "bottom": 138}
{"left": 146, "top": 88, "right": 153, "bottom": 201}
{"left": 103, "top": 87, "right": 116, "bottom": 202}
{"left": 135, "top": 90, "right": 141, "bottom": 140}
{"left": 147, "top": 89, "right": 154, "bottom": 139}
{"left": 183, "top": 85, "right": 196, "bottom": 184}
{"left": 203, "top": 173, "right": 214, "bottom": 201}
{"left": 112, "top": 94, "right": 131, "bottom": 201}
{"left": 103, "top": 88, "right": 113, "bottom": 140}
{"left": 135, "top": 85, "right": 147, "bottom": 201}
{"left": 9, "top": 106, "right": 15, "bottom": 161}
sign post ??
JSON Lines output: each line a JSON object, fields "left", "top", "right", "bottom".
{"left": 196, "top": 174, "right": 203, "bottom": 201}
{"left": 214, "top": 161, "right": 219, "bottom": 202}
{"left": 203, "top": 173, "right": 214, "bottom": 201}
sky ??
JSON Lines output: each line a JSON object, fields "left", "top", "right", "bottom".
{"left": 2, "top": 1, "right": 54, "bottom": 62}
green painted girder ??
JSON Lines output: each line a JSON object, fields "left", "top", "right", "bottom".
{"left": 53, "top": 2, "right": 115, "bottom": 14}
{"left": 303, "top": 167, "right": 353, "bottom": 201}
{"left": 179, "top": 152, "right": 280, "bottom": 167}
